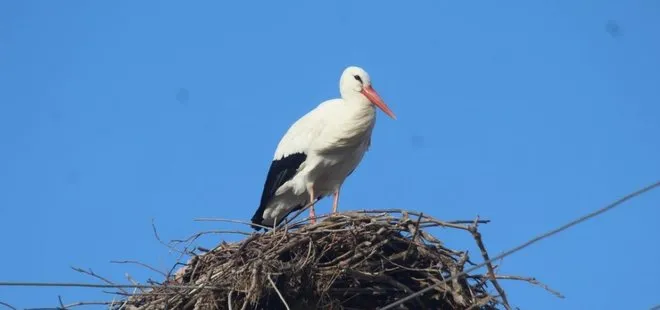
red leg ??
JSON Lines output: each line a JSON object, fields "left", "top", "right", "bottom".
{"left": 332, "top": 187, "right": 341, "bottom": 214}
{"left": 307, "top": 185, "right": 316, "bottom": 224}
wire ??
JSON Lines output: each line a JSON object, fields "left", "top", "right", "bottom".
{"left": 0, "top": 281, "right": 217, "bottom": 290}
{"left": 379, "top": 180, "right": 660, "bottom": 310}
{"left": 1, "top": 181, "right": 658, "bottom": 310}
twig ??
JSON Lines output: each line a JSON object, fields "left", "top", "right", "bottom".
{"left": 25, "top": 301, "right": 117, "bottom": 310}
{"left": 63, "top": 301, "right": 118, "bottom": 308}
{"left": 404, "top": 212, "right": 423, "bottom": 260}
{"left": 58, "top": 296, "right": 66, "bottom": 309}
{"left": 470, "top": 274, "right": 564, "bottom": 298}
{"left": 352, "top": 209, "right": 487, "bottom": 231}
{"left": 193, "top": 218, "right": 272, "bottom": 231}
{"left": 446, "top": 219, "right": 491, "bottom": 225}
{"left": 240, "top": 267, "right": 260, "bottom": 310}
{"left": 172, "top": 230, "right": 252, "bottom": 244}
{"left": 379, "top": 180, "right": 660, "bottom": 310}
{"left": 109, "top": 296, "right": 118, "bottom": 309}
{"left": 124, "top": 273, "right": 145, "bottom": 293}
{"left": 0, "top": 301, "right": 17, "bottom": 310}
{"left": 468, "top": 216, "right": 510, "bottom": 310}
{"left": 266, "top": 274, "right": 291, "bottom": 310}
{"left": 119, "top": 287, "right": 138, "bottom": 310}
{"left": 71, "top": 267, "right": 129, "bottom": 295}
{"left": 169, "top": 230, "right": 253, "bottom": 257}
{"left": 287, "top": 208, "right": 491, "bottom": 231}
{"left": 110, "top": 260, "right": 168, "bottom": 278}
{"left": 151, "top": 219, "right": 187, "bottom": 255}
{"left": 228, "top": 290, "right": 234, "bottom": 310}
{"left": 152, "top": 218, "right": 199, "bottom": 282}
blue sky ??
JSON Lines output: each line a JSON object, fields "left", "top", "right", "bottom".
{"left": 1, "top": 1, "right": 659, "bottom": 309}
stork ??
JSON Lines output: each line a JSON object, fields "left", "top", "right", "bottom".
{"left": 250, "top": 66, "right": 396, "bottom": 230}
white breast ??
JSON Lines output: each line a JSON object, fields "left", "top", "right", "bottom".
{"left": 289, "top": 101, "right": 375, "bottom": 192}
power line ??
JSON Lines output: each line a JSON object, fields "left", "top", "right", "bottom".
{"left": 0, "top": 181, "right": 658, "bottom": 309}
{"left": 379, "top": 180, "right": 660, "bottom": 310}
{"left": 0, "top": 281, "right": 217, "bottom": 290}
{"left": 0, "top": 301, "right": 17, "bottom": 310}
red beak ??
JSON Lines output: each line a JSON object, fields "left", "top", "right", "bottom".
{"left": 361, "top": 85, "right": 397, "bottom": 120}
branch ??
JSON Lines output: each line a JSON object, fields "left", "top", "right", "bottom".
{"left": 58, "top": 296, "right": 66, "bottom": 309}
{"left": 151, "top": 219, "right": 187, "bottom": 255}
{"left": 151, "top": 218, "right": 196, "bottom": 280}
{"left": 468, "top": 216, "right": 511, "bottom": 310}
{"left": 171, "top": 230, "right": 252, "bottom": 244}
{"left": 0, "top": 301, "right": 17, "bottom": 310}
{"left": 470, "top": 274, "right": 564, "bottom": 299}
{"left": 25, "top": 301, "right": 117, "bottom": 310}
{"left": 71, "top": 267, "right": 129, "bottom": 295}
{"left": 404, "top": 212, "right": 423, "bottom": 260}
{"left": 110, "top": 260, "right": 168, "bottom": 278}
{"left": 124, "top": 273, "right": 145, "bottom": 293}
{"left": 193, "top": 218, "right": 272, "bottom": 231}
{"left": 267, "top": 274, "right": 291, "bottom": 310}
{"left": 228, "top": 291, "right": 234, "bottom": 310}
{"left": 168, "top": 230, "right": 253, "bottom": 254}
{"left": 351, "top": 209, "right": 489, "bottom": 231}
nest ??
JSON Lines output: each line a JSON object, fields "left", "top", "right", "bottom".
{"left": 118, "top": 210, "right": 511, "bottom": 310}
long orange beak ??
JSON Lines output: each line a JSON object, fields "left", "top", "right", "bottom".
{"left": 361, "top": 85, "right": 397, "bottom": 120}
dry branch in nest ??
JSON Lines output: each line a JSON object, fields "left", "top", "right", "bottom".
{"left": 112, "top": 210, "right": 556, "bottom": 310}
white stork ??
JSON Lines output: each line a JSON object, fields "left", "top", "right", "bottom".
{"left": 250, "top": 66, "right": 396, "bottom": 230}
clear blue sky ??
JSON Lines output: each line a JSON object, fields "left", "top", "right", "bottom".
{"left": 1, "top": 1, "right": 659, "bottom": 309}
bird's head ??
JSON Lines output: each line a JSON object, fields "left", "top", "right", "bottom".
{"left": 339, "top": 66, "right": 396, "bottom": 120}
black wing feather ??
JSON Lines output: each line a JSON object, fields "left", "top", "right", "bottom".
{"left": 251, "top": 152, "right": 307, "bottom": 230}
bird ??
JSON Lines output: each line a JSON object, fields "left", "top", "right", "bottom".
{"left": 250, "top": 66, "right": 396, "bottom": 230}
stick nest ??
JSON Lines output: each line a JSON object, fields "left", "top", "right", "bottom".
{"left": 119, "top": 211, "right": 508, "bottom": 310}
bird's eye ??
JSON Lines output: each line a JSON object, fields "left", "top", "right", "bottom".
{"left": 353, "top": 75, "right": 363, "bottom": 84}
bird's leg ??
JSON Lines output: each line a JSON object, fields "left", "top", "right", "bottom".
{"left": 332, "top": 187, "right": 341, "bottom": 214}
{"left": 307, "top": 184, "right": 316, "bottom": 224}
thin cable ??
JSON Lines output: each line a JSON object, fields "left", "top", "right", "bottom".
{"left": 380, "top": 180, "right": 660, "bottom": 310}
{"left": 0, "top": 301, "right": 17, "bottom": 310}
{"left": 0, "top": 281, "right": 217, "bottom": 290}
{"left": 1, "top": 181, "right": 657, "bottom": 307}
